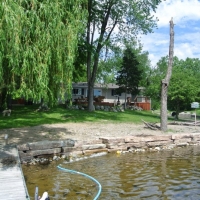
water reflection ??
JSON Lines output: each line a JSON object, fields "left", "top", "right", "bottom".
{"left": 22, "top": 146, "right": 200, "bottom": 200}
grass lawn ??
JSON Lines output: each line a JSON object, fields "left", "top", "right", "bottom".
{"left": 0, "top": 105, "right": 174, "bottom": 130}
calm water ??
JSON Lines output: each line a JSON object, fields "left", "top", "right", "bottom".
{"left": 22, "top": 146, "right": 200, "bottom": 200}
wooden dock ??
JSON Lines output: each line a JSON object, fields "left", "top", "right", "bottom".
{"left": 0, "top": 145, "right": 30, "bottom": 200}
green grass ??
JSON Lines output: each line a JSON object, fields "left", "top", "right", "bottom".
{"left": 0, "top": 105, "right": 173, "bottom": 130}
{"left": 193, "top": 109, "right": 200, "bottom": 115}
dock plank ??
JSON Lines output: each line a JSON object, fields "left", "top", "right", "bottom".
{"left": 0, "top": 146, "right": 30, "bottom": 200}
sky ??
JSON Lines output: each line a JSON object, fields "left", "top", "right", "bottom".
{"left": 140, "top": 0, "right": 200, "bottom": 67}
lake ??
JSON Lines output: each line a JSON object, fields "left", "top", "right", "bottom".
{"left": 22, "top": 145, "right": 200, "bottom": 200}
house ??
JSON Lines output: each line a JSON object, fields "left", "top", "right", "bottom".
{"left": 72, "top": 82, "right": 151, "bottom": 110}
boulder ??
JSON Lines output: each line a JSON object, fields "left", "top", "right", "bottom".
{"left": 28, "top": 141, "right": 63, "bottom": 150}
{"left": 82, "top": 144, "right": 106, "bottom": 150}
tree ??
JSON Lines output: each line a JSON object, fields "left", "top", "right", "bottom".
{"left": 0, "top": 0, "right": 86, "bottom": 108}
{"left": 168, "top": 67, "right": 200, "bottom": 118}
{"left": 168, "top": 58, "right": 200, "bottom": 118}
{"left": 73, "top": 37, "right": 87, "bottom": 83}
{"left": 96, "top": 40, "right": 151, "bottom": 87}
{"left": 144, "top": 57, "right": 168, "bottom": 109}
{"left": 145, "top": 56, "right": 200, "bottom": 117}
{"left": 136, "top": 50, "right": 152, "bottom": 88}
{"left": 116, "top": 47, "right": 142, "bottom": 109}
{"left": 96, "top": 57, "right": 121, "bottom": 84}
{"left": 160, "top": 18, "right": 174, "bottom": 132}
{"left": 85, "top": 0, "right": 162, "bottom": 111}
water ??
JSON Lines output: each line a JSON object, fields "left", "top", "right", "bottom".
{"left": 22, "top": 146, "right": 200, "bottom": 200}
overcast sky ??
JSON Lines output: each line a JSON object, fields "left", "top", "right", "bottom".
{"left": 140, "top": 0, "right": 200, "bottom": 67}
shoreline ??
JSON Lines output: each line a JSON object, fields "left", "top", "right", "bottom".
{"left": 17, "top": 132, "right": 200, "bottom": 164}
{"left": 1, "top": 121, "right": 200, "bottom": 146}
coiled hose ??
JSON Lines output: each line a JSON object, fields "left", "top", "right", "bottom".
{"left": 57, "top": 165, "right": 102, "bottom": 200}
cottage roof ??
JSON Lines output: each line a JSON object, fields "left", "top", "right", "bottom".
{"left": 72, "top": 82, "right": 119, "bottom": 89}
{"left": 72, "top": 82, "right": 145, "bottom": 90}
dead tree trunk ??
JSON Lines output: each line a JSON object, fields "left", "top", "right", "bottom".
{"left": 160, "top": 18, "right": 174, "bottom": 132}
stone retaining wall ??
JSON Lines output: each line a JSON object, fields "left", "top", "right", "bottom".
{"left": 17, "top": 133, "right": 200, "bottom": 162}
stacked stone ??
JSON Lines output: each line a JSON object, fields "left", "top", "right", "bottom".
{"left": 101, "top": 134, "right": 200, "bottom": 152}
{"left": 17, "top": 139, "right": 107, "bottom": 163}
{"left": 17, "top": 133, "right": 200, "bottom": 164}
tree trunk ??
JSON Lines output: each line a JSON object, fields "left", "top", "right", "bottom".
{"left": 87, "top": 58, "right": 101, "bottom": 111}
{"left": 7, "top": 94, "right": 12, "bottom": 109}
{"left": 124, "top": 86, "right": 127, "bottom": 109}
{"left": 175, "top": 103, "right": 180, "bottom": 120}
{"left": 160, "top": 80, "right": 168, "bottom": 131}
{"left": 0, "top": 88, "right": 8, "bottom": 110}
{"left": 86, "top": 1, "right": 114, "bottom": 112}
{"left": 160, "top": 18, "right": 174, "bottom": 132}
{"left": 88, "top": 81, "right": 95, "bottom": 111}
{"left": 124, "top": 93, "right": 127, "bottom": 109}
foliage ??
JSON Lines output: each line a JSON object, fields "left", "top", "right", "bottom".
{"left": 145, "top": 56, "right": 200, "bottom": 115}
{"left": 137, "top": 51, "right": 152, "bottom": 88}
{"left": 73, "top": 36, "right": 87, "bottom": 82}
{"left": 96, "top": 54, "right": 122, "bottom": 84}
{"left": 96, "top": 40, "right": 151, "bottom": 87}
{"left": 168, "top": 64, "right": 200, "bottom": 113}
{"left": 84, "top": 0, "right": 162, "bottom": 111}
{"left": 0, "top": 0, "right": 87, "bottom": 107}
{"left": 116, "top": 46, "right": 143, "bottom": 95}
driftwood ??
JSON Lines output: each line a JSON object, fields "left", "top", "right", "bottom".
{"left": 168, "top": 121, "right": 200, "bottom": 126}
{"left": 142, "top": 119, "right": 200, "bottom": 131}
{"left": 142, "top": 119, "right": 160, "bottom": 130}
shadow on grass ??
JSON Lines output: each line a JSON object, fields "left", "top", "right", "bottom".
{"left": 61, "top": 109, "right": 161, "bottom": 124}
{"left": 0, "top": 105, "right": 169, "bottom": 130}
{"left": 0, "top": 105, "right": 188, "bottom": 145}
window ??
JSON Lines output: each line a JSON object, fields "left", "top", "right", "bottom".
{"left": 81, "top": 88, "right": 84, "bottom": 96}
{"left": 111, "top": 89, "right": 121, "bottom": 96}
{"left": 72, "top": 88, "right": 81, "bottom": 95}
{"left": 72, "top": 88, "right": 84, "bottom": 95}
{"left": 94, "top": 89, "right": 102, "bottom": 97}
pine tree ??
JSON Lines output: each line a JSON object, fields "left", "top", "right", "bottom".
{"left": 116, "top": 47, "right": 142, "bottom": 108}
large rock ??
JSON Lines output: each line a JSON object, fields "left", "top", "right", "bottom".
{"left": 147, "top": 141, "right": 173, "bottom": 147}
{"left": 17, "top": 143, "right": 30, "bottom": 151}
{"left": 125, "top": 142, "right": 147, "bottom": 148}
{"left": 101, "top": 137, "right": 125, "bottom": 144}
{"left": 62, "top": 146, "right": 82, "bottom": 152}
{"left": 172, "top": 134, "right": 192, "bottom": 140}
{"left": 82, "top": 144, "right": 106, "bottom": 150}
{"left": 191, "top": 133, "right": 200, "bottom": 141}
{"left": 19, "top": 148, "right": 61, "bottom": 160}
{"left": 173, "top": 138, "right": 192, "bottom": 144}
{"left": 106, "top": 144, "right": 127, "bottom": 150}
{"left": 62, "top": 139, "right": 76, "bottom": 147}
{"left": 125, "top": 135, "right": 171, "bottom": 143}
{"left": 62, "top": 150, "right": 83, "bottom": 157}
{"left": 28, "top": 141, "right": 63, "bottom": 150}
{"left": 83, "top": 148, "right": 108, "bottom": 155}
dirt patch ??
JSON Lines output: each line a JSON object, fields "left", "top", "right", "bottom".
{"left": 1, "top": 121, "right": 200, "bottom": 146}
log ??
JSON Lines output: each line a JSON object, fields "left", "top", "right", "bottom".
{"left": 168, "top": 121, "right": 200, "bottom": 126}
{"left": 142, "top": 119, "right": 160, "bottom": 130}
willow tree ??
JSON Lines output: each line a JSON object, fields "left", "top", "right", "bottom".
{"left": 0, "top": 0, "right": 86, "bottom": 107}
